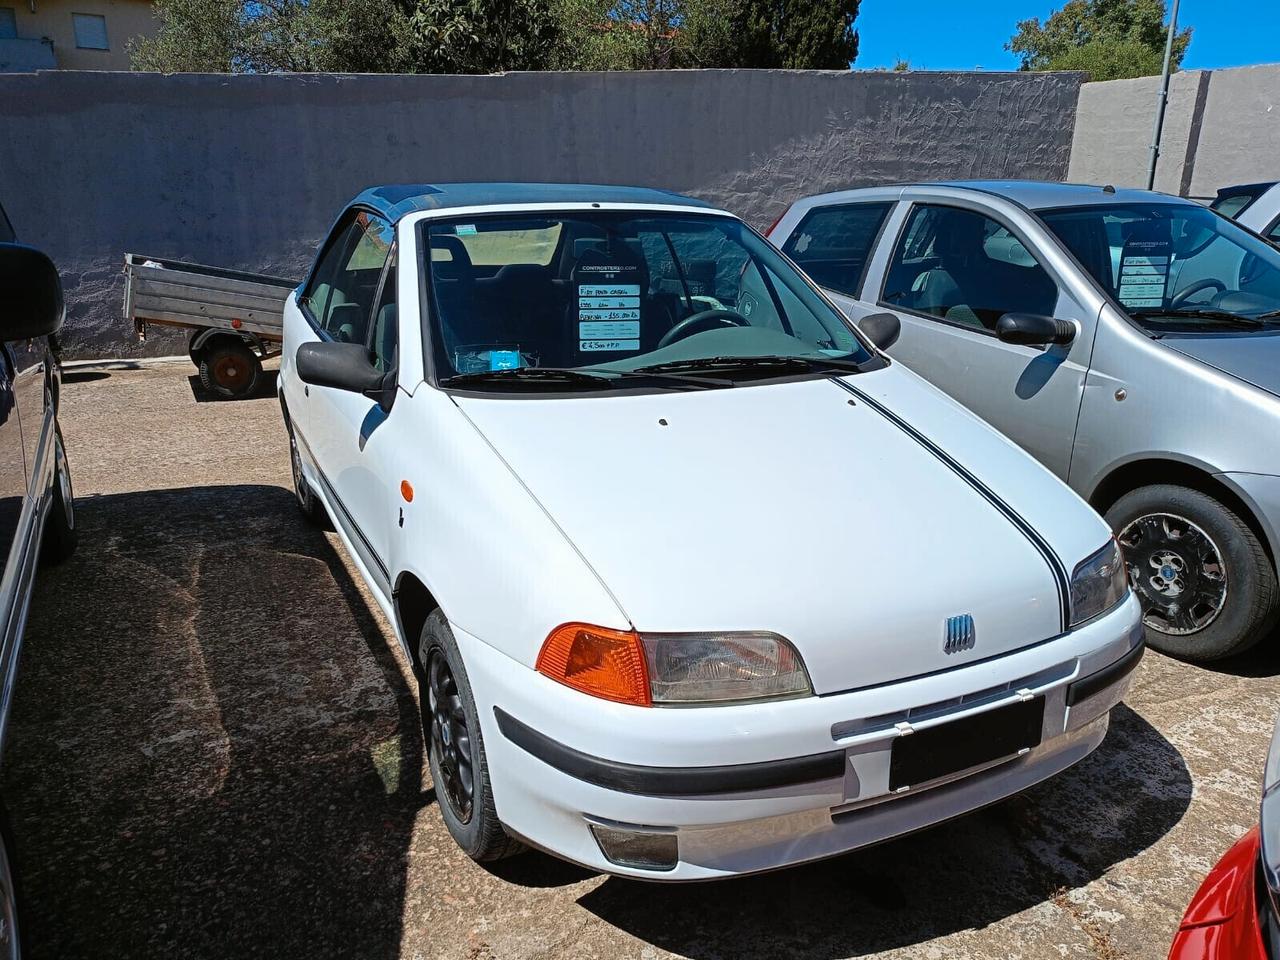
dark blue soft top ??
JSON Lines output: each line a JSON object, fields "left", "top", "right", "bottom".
{"left": 349, "top": 182, "right": 713, "bottom": 224}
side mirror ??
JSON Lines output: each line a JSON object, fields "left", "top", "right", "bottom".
{"left": 857, "top": 312, "right": 901, "bottom": 351}
{"left": 995, "top": 313, "right": 1075, "bottom": 347}
{"left": 0, "top": 243, "right": 64, "bottom": 341}
{"left": 296, "top": 341, "right": 391, "bottom": 408}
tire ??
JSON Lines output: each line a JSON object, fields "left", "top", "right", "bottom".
{"left": 1106, "top": 484, "right": 1278, "bottom": 661}
{"left": 198, "top": 341, "right": 262, "bottom": 400}
{"left": 417, "top": 610, "right": 523, "bottom": 863}
{"left": 41, "top": 423, "right": 76, "bottom": 565}
{"left": 0, "top": 801, "right": 27, "bottom": 960}
{"left": 286, "top": 421, "right": 329, "bottom": 528}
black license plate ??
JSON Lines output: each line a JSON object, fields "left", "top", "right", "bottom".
{"left": 888, "top": 696, "right": 1045, "bottom": 791}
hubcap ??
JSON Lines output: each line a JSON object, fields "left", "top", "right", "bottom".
{"left": 426, "top": 651, "right": 474, "bottom": 824}
{"left": 1118, "top": 513, "right": 1227, "bottom": 635}
{"left": 213, "top": 355, "right": 251, "bottom": 392}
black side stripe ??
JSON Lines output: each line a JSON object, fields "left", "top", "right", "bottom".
{"left": 294, "top": 428, "right": 392, "bottom": 587}
{"left": 828, "top": 377, "right": 1070, "bottom": 632}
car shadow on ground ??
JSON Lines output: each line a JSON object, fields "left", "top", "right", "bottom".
{"left": 1189, "top": 621, "right": 1280, "bottom": 678}
{"left": 1, "top": 484, "right": 427, "bottom": 959}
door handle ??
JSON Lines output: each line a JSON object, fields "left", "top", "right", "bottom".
{"left": 304, "top": 385, "right": 309, "bottom": 397}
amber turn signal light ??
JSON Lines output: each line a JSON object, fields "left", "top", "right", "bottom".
{"left": 536, "top": 623, "right": 651, "bottom": 706}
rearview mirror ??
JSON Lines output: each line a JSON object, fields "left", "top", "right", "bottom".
{"left": 996, "top": 313, "right": 1075, "bottom": 347}
{"left": 296, "top": 341, "right": 391, "bottom": 407}
{"left": 857, "top": 312, "right": 901, "bottom": 351}
{"left": 0, "top": 242, "right": 64, "bottom": 341}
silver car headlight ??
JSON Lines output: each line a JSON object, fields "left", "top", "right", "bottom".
{"left": 641, "top": 631, "right": 813, "bottom": 705}
{"left": 1070, "top": 538, "right": 1129, "bottom": 628}
{"left": 1260, "top": 712, "right": 1280, "bottom": 900}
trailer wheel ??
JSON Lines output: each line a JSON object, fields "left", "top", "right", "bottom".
{"left": 199, "top": 341, "right": 262, "bottom": 400}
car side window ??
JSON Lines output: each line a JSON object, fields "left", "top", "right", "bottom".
{"left": 1211, "top": 194, "right": 1255, "bottom": 220}
{"left": 1268, "top": 220, "right": 1280, "bottom": 243}
{"left": 780, "top": 202, "right": 892, "bottom": 297}
{"left": 370, "top": 250, "right": 398, "bottom": 373}
{"left": 302, "top": 211, "right": 394, "bottom": 343}
{"left": 882, "top": 204, "right": 1058, "bottom": 332}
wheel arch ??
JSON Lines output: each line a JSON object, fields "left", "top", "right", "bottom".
{"left": 393, "top": 570, "right": 441, "bottom": 675}
{"left": 190, "top": 329, "right": 263, "bottom": 360}
{"left": 1087, "top": 456, "right": 1276, "bottom": 567}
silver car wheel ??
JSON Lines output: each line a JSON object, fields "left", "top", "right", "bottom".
{"left": 1118, "top": 512, "right": 1228, "bottom": 636}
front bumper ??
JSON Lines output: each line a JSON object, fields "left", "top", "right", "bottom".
{"left": 459, "top": 593, "right": 1144, "bottom": 880}
{"left": 1169, "top": 827, "right": 1268, "bottom": 960}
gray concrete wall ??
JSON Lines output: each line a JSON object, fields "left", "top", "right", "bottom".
{"left": 1068, "top": 63, "right": 1280, "bottom": 199}
{"left": 0, "top": 68, "right": 1083, "bottom": 357}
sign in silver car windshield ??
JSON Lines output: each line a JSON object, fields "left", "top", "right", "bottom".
{"left": 1039, "top": 202, "right": 1280, "bottom": 332}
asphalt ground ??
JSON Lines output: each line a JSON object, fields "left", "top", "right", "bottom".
{"left": 3, "top": 359, "right": 1277, "bottom": 959}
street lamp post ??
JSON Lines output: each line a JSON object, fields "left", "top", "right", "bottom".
{"left": 1146, "top": 0, "right": 1183, "bottom": 191}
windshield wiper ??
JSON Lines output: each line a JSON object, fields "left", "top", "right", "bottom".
{"left": 634, "top": 355, "right": 865, "bottom": 376}
{"left": 440, "top": 366, "right": 730, "bottom": 390}
{"left": 1130, "top": 307, "right": 1267, "bottom": 328}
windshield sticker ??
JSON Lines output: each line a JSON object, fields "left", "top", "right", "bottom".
{"left": 578, "top": 281, "right": 641, "bottom": 351}
{"left": 1117, "top": 234, "right": 1172, "bottom": 309}
{"left": 455, "top": 224, "right": 477, "bottom": 236}
{"left": 487, "top": 350, "right": 522, "bottom": 370}
{"left": 580, "top": 320, "right": 640, "bottom": 339}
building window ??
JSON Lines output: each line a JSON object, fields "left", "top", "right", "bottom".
{"left": 0, "top": 8, "right": 18, "bottom": 40}
{"left": 71, "top": 13, "right": 109, "bottom": 50}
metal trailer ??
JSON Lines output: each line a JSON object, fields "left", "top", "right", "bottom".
{"left": 123, "top": 253, "right": 299, "bottom": 399}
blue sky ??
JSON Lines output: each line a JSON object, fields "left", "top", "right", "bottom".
{"left": 855, "top": 0, "right": 1280, "bottom": 72}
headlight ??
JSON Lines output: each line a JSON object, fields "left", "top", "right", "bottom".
{"left": 1260, "top": 712, "right": 1280, "bottom": 900}
{"left": 536, "top": 623, "right": 812, "bottom": 706}
{"left": 641, "top": 631, "right": 812, "bottom": 705}
{"left": 1070, "top": 538, "right": 1129, "bottom": 627}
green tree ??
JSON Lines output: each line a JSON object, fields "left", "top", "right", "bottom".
{"left": 720, "top": 0, "right": 860, "bottom": 69}
{"left": 132, "top": 0, "right": 415, "bottom": 73}
{"left": 410, "top": 0, "right": 566, "bottom": 72}
{"left": 558, "top": 0, "right": 860, "bottom": 70}
{"left": 1007, "top": 0, "right": 1191, "bottom": 81}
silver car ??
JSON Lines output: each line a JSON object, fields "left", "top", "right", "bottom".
{"left": 768, "top": 181, "right": 1280, "bottom": 662}
{"left": 1211, "top": 181, "right": 1280, "bottom": 243}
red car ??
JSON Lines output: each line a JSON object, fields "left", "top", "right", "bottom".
{"left": 1170, "top": 717, "right": 1280, "bottom": 959}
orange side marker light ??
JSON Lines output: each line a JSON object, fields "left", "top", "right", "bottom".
{"left": 400, "top": 480, "right": 414, "bottom": 503}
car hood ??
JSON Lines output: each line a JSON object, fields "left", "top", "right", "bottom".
{"left": 1163, "top": 330, "right": 1280, "bottom": 398}
{"left": 453, "top": 367, "right": 1110, "bottom": 693}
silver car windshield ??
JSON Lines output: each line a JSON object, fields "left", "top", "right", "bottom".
{"left": 422, "top": 212, "right": 870, "bottom": 388}
{"left": 1039, "top": 202, "right": 1280, "bottom": 332}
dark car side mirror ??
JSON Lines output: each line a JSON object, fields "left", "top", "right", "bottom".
{"left": 0, "top": 242, "right": 64, "bottom": 342}
{"left": 857, "top": 312, "right": 901, "bottom": 351}
{"left": 996, "top": 313, "right": 1076, "bottom": 347}
{"left": 296, "top": 341, "right": 393, "bottom": 409}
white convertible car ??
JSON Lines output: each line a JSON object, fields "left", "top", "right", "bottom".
{"left": 279, "top": 182, "right": 1144, "bottom": 880}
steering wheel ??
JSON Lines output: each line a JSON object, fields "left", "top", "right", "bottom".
{"left": 657, "top": 309, "right": 749, "bottom": 349}
{"left": 1170, "top": 278, "right": 1226, "bottom": 308}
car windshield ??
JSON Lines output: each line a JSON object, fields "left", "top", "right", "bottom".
{"left": 1038, "top": 202, "right": 1280, "bottom": 334}
{"left": 422, "top": 211, "right": 871, "bottom": 389}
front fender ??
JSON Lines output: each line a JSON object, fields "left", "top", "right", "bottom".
{"left": 386, "top": 387, "right": 629, "bottom": 668}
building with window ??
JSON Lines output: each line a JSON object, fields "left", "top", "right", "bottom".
{"left": 0, "top": 0, "right": 157, "bottom": 72}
